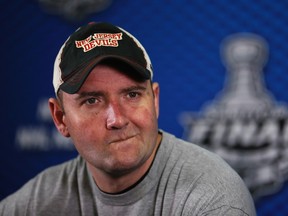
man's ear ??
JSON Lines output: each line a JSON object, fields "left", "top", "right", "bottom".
{"left": 48, "top": 98, "right": 70, "bottom": 137}
{"left": 152, "top": 82, "right": 160, "bottom": 119}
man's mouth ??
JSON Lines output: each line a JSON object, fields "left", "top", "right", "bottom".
{"left": 109, "top": 135, "right": 136, "bottom": 144}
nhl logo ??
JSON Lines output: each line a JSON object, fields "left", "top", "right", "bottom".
{"left": 181, "top": 33, "right": 288, "bottom": 199}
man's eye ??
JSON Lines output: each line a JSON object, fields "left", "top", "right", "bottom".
{"left": 86, "top": 98, "right": 97, "bottom": 105}
{"left": 127, "top": 92, "right": 139, "bottom": 99}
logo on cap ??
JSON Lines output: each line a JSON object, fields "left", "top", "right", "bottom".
{"left": 75, "top": 33, "right": 123, "bottom": 52}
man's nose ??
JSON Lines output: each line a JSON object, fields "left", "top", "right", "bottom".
{"left": 106, "top": 103, "right": 128, "bottom": 130}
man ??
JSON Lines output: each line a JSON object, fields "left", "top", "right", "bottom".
{"left": 0, "top": 22, "right": 256, "bottom": 215}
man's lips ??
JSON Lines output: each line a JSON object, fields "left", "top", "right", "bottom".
{"left": 109, "top": 135, "right": 136, "bottom": 144}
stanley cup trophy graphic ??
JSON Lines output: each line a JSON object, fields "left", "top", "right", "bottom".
{"left": 182, "top": 33, "right": 288, "bottom": 199}
{"left": 207, "top": 33, "right": 274, "bottom": 115}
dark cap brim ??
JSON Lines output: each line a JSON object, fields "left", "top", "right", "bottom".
{"left": 59, "top": 56, "right": 151, "bottom": 94}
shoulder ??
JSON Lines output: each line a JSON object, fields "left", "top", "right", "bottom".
{"left": 162, "top": 130, "right": 238, "bottom": 171}
{"left": 0, "top": 156, "right": 85, "bottom": 215}
{"left": 160, "top": 131, "right": 256, "bottom": 215}
{"left": 161, "top": 130, "right": 237, "bottom": 176}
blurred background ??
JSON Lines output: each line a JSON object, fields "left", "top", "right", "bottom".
{"left": 2, "top": 0, "right": 288, "bottom": 215}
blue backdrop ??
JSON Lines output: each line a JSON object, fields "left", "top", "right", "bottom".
{"left": 2, "top": 0, "right": 288, "bottom": 215}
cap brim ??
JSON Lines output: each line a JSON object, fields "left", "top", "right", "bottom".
{"left": 59, "top": 56, "right": 151, "bottom": 94}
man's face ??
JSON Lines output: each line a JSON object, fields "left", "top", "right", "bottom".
{"left": 57, "top": 63, "right": 160, "bottom": 176}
